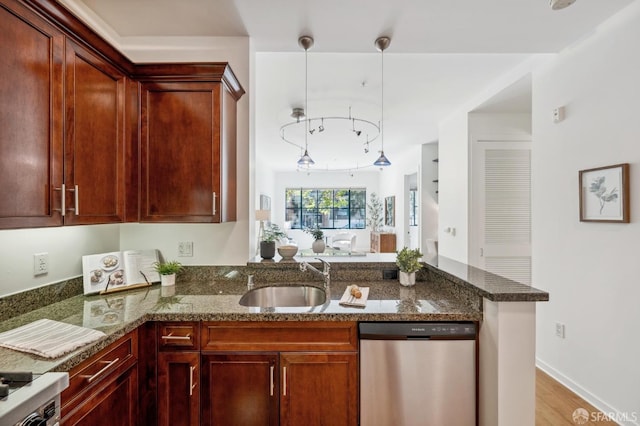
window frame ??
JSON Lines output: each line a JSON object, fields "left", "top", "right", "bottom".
{"left": 285, "top": 188, "right": 366, "bottom": 230}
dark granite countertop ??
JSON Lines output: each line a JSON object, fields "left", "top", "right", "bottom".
{"left": 0, "top": 277, "right": 480, "bottom": 374}
{"left": 249, "top": 253, "right": 550, "bottom": 302}
{"left": 0, "top": 254, "right": 548, "bottom": 375}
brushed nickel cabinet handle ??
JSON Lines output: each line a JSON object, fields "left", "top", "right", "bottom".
{"left": 282, "top": 366, "right": 287, "bottom": 396}
{"left": 80, "top": 357, "right": 120, "bottom": 383}
{"left": 189, "top": 365, "right": 196, "bottom": 396}
{"left": 67, "top": 185, "right": 79, "bottom": 214}
{"left": 161, "top": 333, "right": 192, "bottom": 341}
{"left": 270, "top": 365, "right": 274, "bottom": 396}
{"left": 54, "top": 184, "right": 65, "bottom": 216}
{"left": 212, "top": 192, "right": 217, "bottom": 216}
{"left": 73, "top": 184, "right": 79, "bottom": 214}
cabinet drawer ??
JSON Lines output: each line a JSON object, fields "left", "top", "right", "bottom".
{"left": 61, "top": 330, "right": 137, "bottom": 416}
{"left": 158, "top": 322, "right": 200, "bottom": 350}
{"left": 201, "top": 321, "right": 358, "bottom": 352}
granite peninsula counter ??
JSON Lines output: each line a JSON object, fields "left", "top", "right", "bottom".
{"left": 0, "top": 254, "right": 548, "bottom": 426}
{"left": 0, "top": 276, "right": 480, "bottom": 373}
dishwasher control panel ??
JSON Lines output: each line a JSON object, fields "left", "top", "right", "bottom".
{"left": 359, "top": 322, "right": 476, "bottom": 339}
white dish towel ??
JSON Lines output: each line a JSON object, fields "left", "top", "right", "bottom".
{"left": 339, "top": 286, "right": 370, "bottom": 308}
{"left": 0, "top": 319, "right": 106, "bottom": 359}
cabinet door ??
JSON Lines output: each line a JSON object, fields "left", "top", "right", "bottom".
{"left": 0, "top": 1, "right": 64, "bottom": 229}
{"left": 201, "top": 353, "right": 278, "bottom": 426}
{"left": 157, "top": 351, "right": 200, "bottom": 426}
{"left": 61, "top": 364, "right": 138, "bottom": 426}
{"left": 280, "top": 352, "right": 358, "bottom": 426}
{"left": 63, "top": 39, "right": 126, "bottom": 225}
{"left": 140, "top": 81, "right": 224, "bottom": 223}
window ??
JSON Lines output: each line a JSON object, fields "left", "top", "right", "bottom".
{"left": 409, "top": 189, "right": 418, "bottom": 226}
{"left": 285, "top": 188, "right": 366, "bottom": 229}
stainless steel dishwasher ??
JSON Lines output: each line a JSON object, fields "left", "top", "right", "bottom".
{"left": 359, "top": 322, "right": 477, "bottom": 426}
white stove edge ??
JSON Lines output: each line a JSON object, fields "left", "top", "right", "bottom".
{"left": 0, "top": 372, "right": 69, "bottom": 425}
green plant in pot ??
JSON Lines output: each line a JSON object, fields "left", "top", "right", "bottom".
{"left": 260, "top": 224, "right": 287, "bottom": 259}
{"left": 395, "top": 247, "right": 424, "bottom": 286}
{"left": 305, "top": 226, "right": 325, "bottom": 254}
{"left": 153, "top": 260, "right": 183, "bottom": 287}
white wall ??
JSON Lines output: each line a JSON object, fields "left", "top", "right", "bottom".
{"left": 437, "top": 56, "right": 550, "bottom": 263}
{"left": 467, "top": 112, "right": 532, "bottom": 269}
{"left": 438, "top": 111, "right": 470, "bottom": 262}
{"left": 378, "top": 145, "right": 421, "bottom": 249}
{"left": 0, "top": 225, "right": 119, "bottom": 297}
{"left": 532, "top": 3, "right": 640, "bottom": 421}
{"left": 421, "top": 142, "right": 439, "bottom": 254}
{"left": 272, "top": 170, "right": 380, "bottom": 251}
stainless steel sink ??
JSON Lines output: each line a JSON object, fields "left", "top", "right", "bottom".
{"left": 239, "top": 285, "right": 326, "bottom": 308}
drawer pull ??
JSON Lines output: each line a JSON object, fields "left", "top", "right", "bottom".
{"left": 161, "top": 333, "right": 192, "bottom": 341}
{"left": 270, "top": 365, "right": 274, "bottom": 396}
{"left": 282, "top": 366, "right": 287, "bottom": 396}
{"left": 80, "top": 357, "right": 120, "bottom": 383}
{"left": 189, "top": 365, "right": 196, "bottom": 396}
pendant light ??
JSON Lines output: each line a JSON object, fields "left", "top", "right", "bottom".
{"left": 297, "top": 36, "right": 315, "bottom": 166}
{"left": 374, "top": 36, "right": 391, "bottom": 167}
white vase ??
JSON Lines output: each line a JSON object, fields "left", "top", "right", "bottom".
{"left": 160, "top": 273, "right": 176, "bottom": 286}
{"left": 312, "top": 239, "right": 326, "bottom": 254}
{"left": 399, "top": 271, "right": 416, "bottom": 286}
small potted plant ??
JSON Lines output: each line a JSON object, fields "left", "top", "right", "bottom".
{"left": 305, "top": 226, "right": 325, "bottom": 254}
{"left": 395, "top": 247, "right": 424, "bottom": 286}
{"left": 153, "top": 260, "right": 183, "bottom": 286}
{"left": 260, "top": 224, "right": 287, "bottom": 259}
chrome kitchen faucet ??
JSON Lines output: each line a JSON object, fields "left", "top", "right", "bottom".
{"left": 299, "top": 258, "right": 331, "bottom": 289}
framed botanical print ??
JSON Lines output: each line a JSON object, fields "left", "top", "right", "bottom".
{"left": 579, "top": 163, "right": 629, "bottom": 223}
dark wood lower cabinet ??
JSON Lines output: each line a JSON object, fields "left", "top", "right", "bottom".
{"left": 152, "top": 321, "right": 359, "bottom": 426}
{"left": 202, "top": 353, "right": 279, "bottom": 426}
{"left": 157, "top": 351, "right": 200, "bottom": 426}
{"left": 201, "top": 352, "right": 357, "bottom": 426}
{"left": 61, "top": 364, "right": 138, "bottom": 426}
{"left": 280, "top": 352, "right": 358, "bottom": 426}
{"left": 60, "top": 331, "right": 138, "bottom": 426}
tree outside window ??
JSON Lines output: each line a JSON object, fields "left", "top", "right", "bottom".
{"left": 285, "top": 188, "right": 366, "bottom": 229}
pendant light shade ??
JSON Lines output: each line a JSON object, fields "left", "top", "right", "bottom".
{"left": 297, "top": 149, "right": 315, "bottom": 166}
{"left": 374, "top": 151, "right": 391, "bottom": 166}
{"left": 297, "top": 36, "right": 315, "bottom": 167}
{"left": 374, "top": 36, "right": 391, "bottom": 167}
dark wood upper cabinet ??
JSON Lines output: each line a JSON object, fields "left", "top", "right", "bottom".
{"left": 0, "top": 0, "right": 65, "bottom": 229}
{"left": 138, "top": 64, "right": 244, "bottom": 223}
{"left": 0, "top": 0, "right": 244, "bottom": 229}
{"left": 63, "top": 39, "right": 127, "bottom": 225}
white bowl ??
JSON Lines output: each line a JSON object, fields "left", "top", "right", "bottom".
{"left": 278, "top": 245, "right": 298, "bottom": 259}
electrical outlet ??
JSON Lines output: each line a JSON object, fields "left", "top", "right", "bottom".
{"left": 555, "top": 322, "right": 565, "bottom": 339}
{"left": 178, "top": 242, "right": 193, "bottom": 257}
{"left": 33, "top": 252, "right": 49, "bottom": 276}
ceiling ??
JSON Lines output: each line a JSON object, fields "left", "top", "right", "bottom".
{"left": 62, "top": 0, "right": 636, "bottom": 172}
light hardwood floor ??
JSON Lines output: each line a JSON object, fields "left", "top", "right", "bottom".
{"left": 536, "top": 368, "right": 617, "bottom": 426}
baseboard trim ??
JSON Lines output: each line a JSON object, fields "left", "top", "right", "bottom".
{"left": 536, "top": 358, "right": 637, "bottom": 426}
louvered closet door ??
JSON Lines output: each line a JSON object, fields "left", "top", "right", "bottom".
{"left": 473, "top": 139, "right": 531, "bottom": 285}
